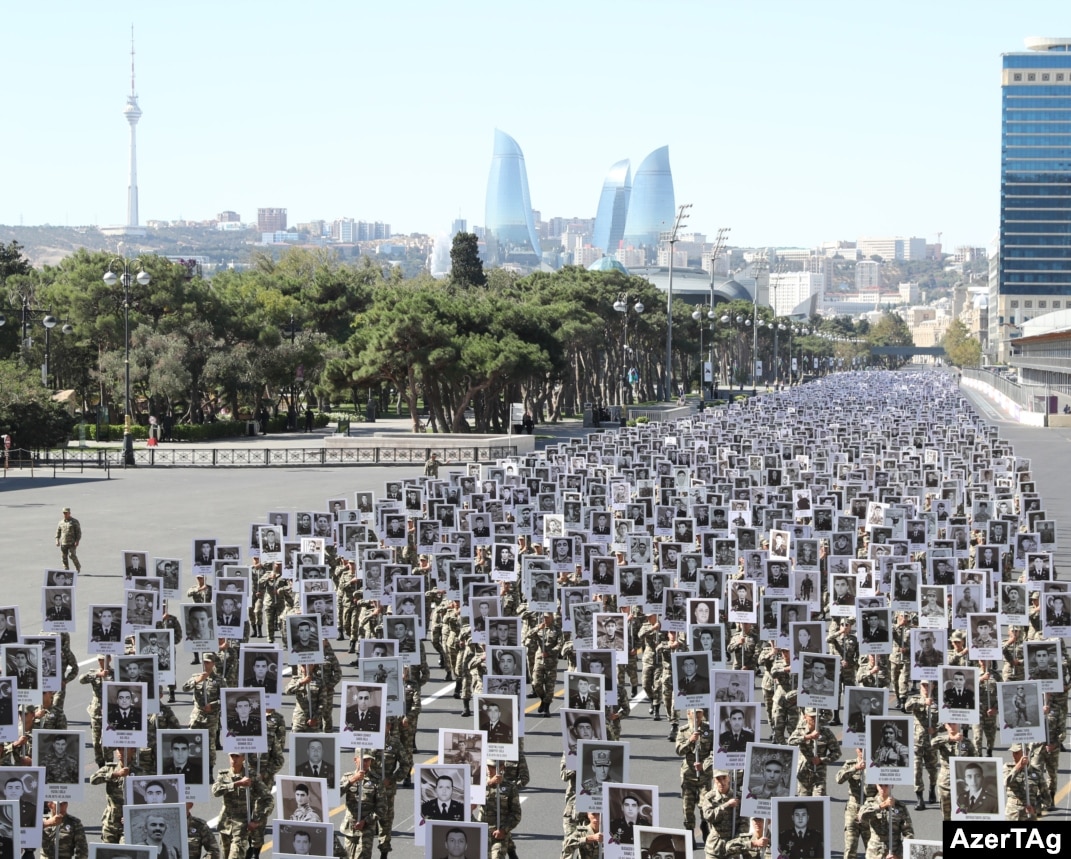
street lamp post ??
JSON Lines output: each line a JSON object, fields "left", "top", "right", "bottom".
{"left": 0, "top": 297, "right": 66, "bottom": 387}
{"left": 283, "top": 314, "right": 299, "bottom": 431}
{"left": 691, "top": 305, "right": 715, "bottom": 402}
{"left": 613, "top": 295, "right": 644, "bottom": 409}
{"left": 103, "top": 258, "right": 151, "bottom": 466}
{"left": 661, "top": 203, "right": 691, "bottom": 402}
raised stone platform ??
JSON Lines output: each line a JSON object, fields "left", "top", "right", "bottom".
{"left": 324, "top": 431, "right": 535, "bottom": 455}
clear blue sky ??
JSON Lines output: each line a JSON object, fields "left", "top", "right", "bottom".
{"left": 2, "top": 1, "right": 1066, "bottom": 250}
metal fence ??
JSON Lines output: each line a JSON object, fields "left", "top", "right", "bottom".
{"left": 9, "top": 443, "right": 519, "bottom": 472}
{"left": 962, "top": 367, "right": 1069, "bottom": 413}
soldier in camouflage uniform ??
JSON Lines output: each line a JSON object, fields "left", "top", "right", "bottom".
{"left": 248, "top": 556, "right": 267, "bottom": 639}
{"left": 186, "top": 802, "right": 222, "bottom": 859}
{"left": 660, "top": 632, "right": 684, "bottom": 739}
{"left": 1004, "top": 743, "right": 1050, "bottom": 820}
{"left": 889, "top": 613, "right": 914, "bottom": 709}
{"left": 41, "top": 802, "right": 88, "bottom": 859}
{"left": 697, "top": 769, "right": 746, "bottom": 859}
{"left": 675, "top": 709, "right": 715, "bottom": 833}
{"left": 560, "top": 754, "right": 584, "bottom": 838}
{"left": 827, "top": 618, "right": 859, "bottom": 725}
{"left": 1031, "top": 709, "right": 1063, "bottom": 809}
{"left": 251, "top": 706, "right": 288, "bottom": 788}
{"left": 858, "top": 784, "right": 914, "bottom": 859}
{"left": 562, "top": 811, "right": 603, "bottom": 859}
{"left": 723, "top": 818, "right": 771, "bottom": 859}
{"left": 638, "top": 614, "right": 665, "bottom": 719}
{"left": 624, "top": 606, "right": 645, "bottom": 695}
{"left": 211, "top": 752, "right": 274, "bottom": 859}
{"left": 727, "top": 622, "right": 759, "bottom": 674}
{"left": 476, "top": 762, "right": 522, "bottom": 859}
{"left": 836, "top": 749, "right": 875, "bottom": 859}
{"left": 1002, "top": 625, "right": 1027, "bottom": 681}
{"left": 318, "top": 642, "right": 345, "bottom": 732}
{"left": 976, "top": 665, "right": 1000, "bottom": 756}
{"left": 340, "top": 750, "right": 387, "bottom": 859}
{"left": 89, "top": 747, "right": 140, "bottom": 843}
{"left": 934, "top": 722, "right": 976, "bottom": 819}
{"left": 375, "top": 717, "right": 408, "bottom": 859}
{"left": 903, "top": 680, "right": 939, "bottom": 809}
{"left": 769, "top": 648, "right": 798, "bottom": 746}
{"left": 78, "top": 655, "right": 112, "bottom": 766}
{"left": 183, "top": 653, "right": 223, "bottom": 772}
{"left": 788, "top": 707, "right": 841, "bottom": 795}
{"left": 139, "top": 699, "right": 181, "bottom": 773}
{"left": 757, "top": 641, "right": 778, "bottom": 733}
{"left": 155, "top": 608, "right": 184, "bottom": 703}
{"left": 500, "top": 736, "right": 531, "bottom": 791}
{"left": 261, "top": 563, "right": 287, "bottom": 644}
{"left": 285, "top": 664, "right": 326, "bottom": 732}
{"left": 527, "top": 613, "right": 562, "bottom": 716}
{"left": 53, "top": 631, "right": 80, "bottom": 712}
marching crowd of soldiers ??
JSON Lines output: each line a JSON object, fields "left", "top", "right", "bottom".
{"left": 22, "top": 369, "right": 1070, "bottom": 859}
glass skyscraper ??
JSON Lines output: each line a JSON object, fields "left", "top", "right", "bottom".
{"left": 622, "top": 146, "right": 675, "bottom": 250}
{"left": 993, "top": 37, "right": 1071, "bottom": 359}
{"left": 484, "top": 129, "right": 542, "bottom": 266}
{"left": 592, "top": 159, "right": 632, "bottom": 253}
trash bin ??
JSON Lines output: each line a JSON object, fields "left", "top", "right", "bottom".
{"left": 583, "top": 402, "right": 597, "bottom": 428}
{"left": 246, "top": 421, "right": 258, "bottom": 437}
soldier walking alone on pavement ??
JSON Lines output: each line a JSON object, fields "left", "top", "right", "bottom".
{"left": 55, "top": 507, "right": 82, "bottom": 572}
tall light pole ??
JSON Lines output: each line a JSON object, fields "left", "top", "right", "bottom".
{"left": 104, "top": 257, "right": 151, "bottom": 466}
{"left": 750, "top": 250, "right": 768, "bottom": 391}
{"left": 661, "top": 203, "right": 691, "bottom": 401}
{"left": 613, "top": 295, "right": 644, "bottom": 408}
{"left": 692, "top": 305, "right": 715, "bottom": 402}
{"left": 706, "top": 227, "right": 731, "bottom": 398}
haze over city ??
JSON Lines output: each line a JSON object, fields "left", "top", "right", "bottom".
{"left": 2, "top": 1, "right": 1067, "bottom": 249}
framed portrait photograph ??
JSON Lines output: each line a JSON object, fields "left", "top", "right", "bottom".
{"left": 866, "top": 716, "right": 913, "bottom": 785}
{"left": 33, "top": 729, "right": 83, "bottom": 802}
{"left": 102, "top": 681, "right": 148, "bottom": 748}
{"left": 603, "top": 783, "right": 659, "bottom": 858}
{"left": 713, "top": 701, "right": 759, "bottom": 771}
{"left": 341, "top": 682, "right": 386, "bottom": 750}
{"left": 950, "top": 756, "right": 1004, "bottom": 819}
{"left": 181, "top": 604, "right": 215, "bottom": 651}
{"left": 220, "top": 687, "right": 267, "bottom": 754}
{"left": 273, "top": 820, "right": 333, "bottom": 858}
{"left": 287, "top": 614, "right": 324, "bottom": 666}
{"left": 771, "top": 797, "right": 830, "bottom": 859}
{"left": 41, "top": 587, "right": 74, "bottom": 633}
{"left": 359, "top": 656, "right": 403, "bottom": 718}
{"left": 291, "top": 734, "right": 339, "bottom": 793}
{"left": 425, "top": 820, "right": 487, "bottom": 859}
{"left": 475, "top": 694, "right": 518, "bottom": 762}
{"left": 415, "top": 763, "right": 470, "bottom": 845}
{"left": 191, "top": 539, "right": 218, "bottom": 572}
{"left": 158, "top": 729, "right": 209, "bottom": 801}
{"left": 3, "top": 644, "right": 42, "bottom": 707}
{"left": 123, "top": 801, "right": 187, "bottom": 858}
{"left": 741, "top": 743, "right": 798, "bottom": 819}
{"left": 635, "top": 827, "right": 691, "bottom": 859}
{"left": 125, "top": 774, "right": 184, "bottom": 806}
{"left": 135, "top": 628, "right": 174, "bottom": 685}
{"left": 115, "top": 655, "right": 158, "bottom": 714}
{"left": 1024, "top": 640, "right": 1064, "bottom": 693}
{"left": 439, "top": 730, "right": 487, "bottom": 805}
{"left": 276, "top": 774, "right": 328, "bottom": 824}
{"left": 575, "top": 740, "right": 629, "bottom": 814}
{"left": 998, "top": 680, "right": 1046, "bottom": 744}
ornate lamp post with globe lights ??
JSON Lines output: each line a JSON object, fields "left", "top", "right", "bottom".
{"left": 103, "top": 257, "right": 151, "bottom": 466}
{"left": 613, "top": 294, "right": 644, "bottom": 408}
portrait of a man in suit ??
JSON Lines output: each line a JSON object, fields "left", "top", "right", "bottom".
{"left": 421, "top": 773, "right": 465, "bottom": 821}
{"left": 344, "top": 688, "right": 382, "bottom": 734}
{"left": 161, "top": 734, "right": 204, "bottom": 784}
{"left": 294, "top": 738, "right": 335, "bottom": 786}
{"left": 109, "top": 687, "right": 142, "bottom": 732}
{"left": 226, "top": 695, "right": 260, "bottom": 736}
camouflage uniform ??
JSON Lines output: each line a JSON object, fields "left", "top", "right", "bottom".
{"left": 676, "top": 718, "right": 716, "bottom": 829}
{"left": 285, "top": 668, "right": 325, "bottom": 732}
{"left": 757, "top": 642, "right": 778, "bottom": 732}
{"left": 139, "top": 701, "right": 181, "bottom": 773}
{"left": 187, "top": 812, "right": 222, "bottom": 859}
{"left": 903, "top": 689, "right": 939, "bottom": 800}
{"left": 376, "top": 718, "right": 408, "bottom": 856}
{"left": 727, "top": 625, "right": 759, "bottom": 674}
{"left": 858, "top": 796, "right": 914, "bottom": 859}
{"left": 340, "top": 763, "right": 387, "bottom": 859}
{"left": 501, "top": 736, "right": 531, "bottom": 790}
{"left": 476, "top": 772, "right": 522, "bottom": 859}
{"left": 788, "top": 716, "right": 841, "bottom": 795}
{"left": 318, "top": 644, "right": 345, "bottom": 732}
{"left": 836, "top": 758, "right": 876, "bottom": 858}
{"left": 638, "top": 619, "right": 665, "bottom": 717}
{"left": 89, "top": 757, "right": 140, "bottom": 843}
{"left": 249, "top": 560, "right": 267, "bottom": 637}
{"left": 1004, "top": 755, "right": 1051, "bottom": 820}
{"left": 41, "top": 811, "right": 88, "bottom": 859}
{"left": 935, "top": 730, "right": 976, "bottom": 819}
{"left": 53, "top": 632, "right": 80, "bottom": 712}
{"left": 251, "top": 708, "right": 288, "bottom": 786}
{"left": 698, "top": 781, "right": 746, "bottom": 859}
{"left": 78, "top": 664, "right": 112, "bottom": 766}
{"left": 889, "top": 617, "right": 913, "bottom": 705}
{"left": 183, "top": 662, "right": 223, "bottom": 772}
{"left": 769, "top": 651, "right": 798, "bottom": 745}
{"left": 528, "top": 620, "right": 563, "bottom": 715}
{"left": 975, "top": 672, "right": 1000, "bottom": 755}
{"left": 212, "top": 763, "right": 274, "bottom": 859}
{"left": 560, "top": 756, "right": 583, "bottom": 838}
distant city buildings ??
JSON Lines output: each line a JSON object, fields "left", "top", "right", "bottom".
{"left": 990, "top": 36, "right": 1071, "bottom": 362}
{"left": 257, "top": 207, "right": 288, "bottom": 233}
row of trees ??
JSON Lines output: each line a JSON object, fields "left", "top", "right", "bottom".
{"left": 1, "top": 236, "right": 923, "bottom": 438}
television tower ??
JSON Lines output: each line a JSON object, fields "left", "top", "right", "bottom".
{"left": 123, "top": 26, "right": 142, "bottom": 228}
